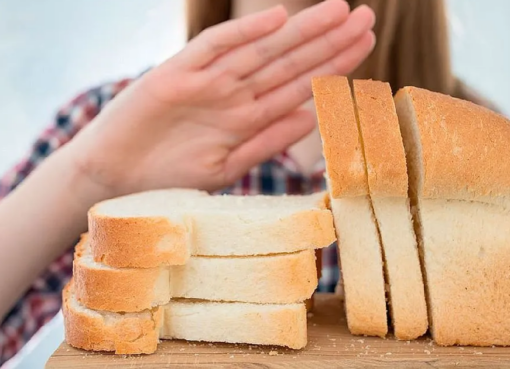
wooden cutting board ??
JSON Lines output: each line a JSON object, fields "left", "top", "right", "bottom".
{"left": 46, "top": 293, "right": 510, "bottom": 368}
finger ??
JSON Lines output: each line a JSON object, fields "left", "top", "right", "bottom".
{"left": 250, "top": 4, "right": 376, "bottom": 96}
{"left": 212, "top": 0, "right": 350, "bottom": 78}
{"left": 172, "top": 5, "right": 288, "bottom": 69}
{"left": 225, "top": 109, "right": 316, "bottom": 183}
{"left": 256, "top": 31, "right": 376, "bottom": 124}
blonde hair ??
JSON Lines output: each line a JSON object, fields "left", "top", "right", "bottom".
{"left": 185, "top": 0, "right": 497, "bottom": 110}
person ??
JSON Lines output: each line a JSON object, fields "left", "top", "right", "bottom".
{"left": 0, "top": 1, "right": 376, "bottom": 365}
{"left": 0, "top": 0, "right": 501, "bottom": 365}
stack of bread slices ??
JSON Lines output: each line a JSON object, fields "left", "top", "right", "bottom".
{"left": 63, "top": 190, "right": 336, "bottom": 353}
{"left": 313, "top": 76, "right": 510, "bottom": 346}
{"left": 63, "top": 76, "right": 510, "bottom": 354}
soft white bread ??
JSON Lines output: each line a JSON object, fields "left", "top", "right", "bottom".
{"left": 395, "top": 86, "right": 510, "bottom": 346}
{"left": 418, "top": 199, "right": 510, "bottom": 346}
{"left": 312, "top": 76, "right": 387, "bottom": 338}
{"left": 63, "top": 281, "right": 307, "bottom": 354}
{"left": 89, "top": 190, "right": 335, "bottom": 268}
{"left": 74, "top": 234, "right": 318, "bottom": 312}
{"left": 352, "top": 80, "right": 428, "bottom": 340}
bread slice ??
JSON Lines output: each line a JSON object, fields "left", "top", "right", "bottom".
{"left": 395, "top": 86, "right": 510, "bottom": 346}
{"left": 89, "top": 190, "right": 335, "bottom": 268}
{"left": 312, "top": 75, "right": 387, "bottom": 337}
{"left": 63, "top": 281, "right": 307, "bottom": 354}
{"left": 73, "top": 234, "right": 318, "bottom": 312}
{"left": 352, "top": 80, "right": 428, "bottom": 340}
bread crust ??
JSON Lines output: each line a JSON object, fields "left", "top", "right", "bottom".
{"left": 353, "top": 80, "right": 408, "bottom": 197}
{"left": 74, "top": 235, "right": 318, "bottom": 312}
{"left": 89, "top": 210, "right": 191, "bottom": 268}
{"left": 395, "top": 86, "right": 510, "bottom": 202}
{"left": 312, "top": 76, "right": 368, "bottom": 198}
{"left": 63, "top": 281, "right": 162, "bottom": 354}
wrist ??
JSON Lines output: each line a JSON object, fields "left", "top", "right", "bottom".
{"left": 54, "top": 143, "right": 119, "bottom": 210}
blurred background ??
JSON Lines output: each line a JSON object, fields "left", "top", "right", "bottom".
{"left": 0, "top": 0, "right": 509, "bottom": 174}
{"left": 0, "top": 1, "right": 509, "bottom": 367}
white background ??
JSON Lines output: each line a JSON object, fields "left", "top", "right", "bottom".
{"left": 0, "top": 1, "right": 509, "bottom": 367}
{"left": 0, "top": 0, "right": 509, "bottom": 175}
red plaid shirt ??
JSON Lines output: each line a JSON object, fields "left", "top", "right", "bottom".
{"left": 0, "top": 77, "right": 339, "bottom": 365}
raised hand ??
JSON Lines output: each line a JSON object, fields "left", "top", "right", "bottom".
{"left": 70, "top": 0, "right": 376, "bottom": 196}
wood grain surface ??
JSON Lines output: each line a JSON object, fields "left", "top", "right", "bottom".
{"left": 46, "top": 293, "right": 510, "bottom": 368}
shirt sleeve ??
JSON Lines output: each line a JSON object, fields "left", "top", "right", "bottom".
{"left": 0, "top": 78, "right": 132, "bottom": 199}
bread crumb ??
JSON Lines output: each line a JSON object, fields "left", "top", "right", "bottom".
{"left": 293, "top": 356, "right": 297, "bottom": 359}
{"left": 357, "top": 339, "right": 365, "bottom": 344}
{"left": 180, "top": 348, "right": 185, "bottom": 351}
{"left": 269, "top": 351, "right": 278, "bottom": 356}
{"left": 329, "top": 338, "right": 336, "bottom": 341}
{"left": 385, "top": 352, "right": 392, "bottom": 355}
{"left": 424, "top": 350, "right": 431, "bottom": 355}
{"left": 405, "top": 341, "right": 410, "bottom": 345}
{"left": 458, "top": 347, "right": 465, "bottom": 351}
{"left": 473, "top": 352, "right": 483, "bottom": 355}
{"left": 230, "top": 355, "right": 234, "bottom": 359}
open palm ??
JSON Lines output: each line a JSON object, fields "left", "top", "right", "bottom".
{"left": 71, "top": 1, "right": 375, "bottom": 196}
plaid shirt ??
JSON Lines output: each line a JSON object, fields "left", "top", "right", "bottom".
{"left": 0, "top": 77, "right": 339, "bottom": 366}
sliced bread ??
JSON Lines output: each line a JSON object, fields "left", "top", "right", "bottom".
{"left": 352, "top": 79, "right": 428, "bottom": 340}
{"left": 312, "top": 75, "right": 387, "bottom": 337}
{"left": 89, "top": 190, "right": 335, "bottom": 268}
{"left": 63, "top": 281, "right": 307, "bottom": 354}
{"left": 73, "top": 234, "right": 318, "bottom": 312}
{"left": 395, "top": 86, "right": 510, "bottom": 346}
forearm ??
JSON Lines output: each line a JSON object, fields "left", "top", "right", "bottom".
{"left": 0, "top": 144, "right": 110, "bottom": 319}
